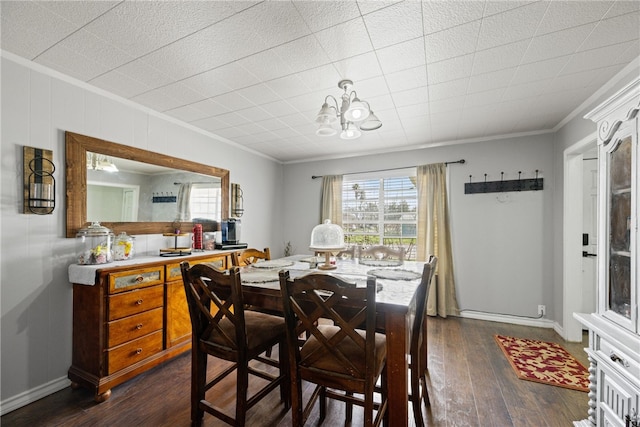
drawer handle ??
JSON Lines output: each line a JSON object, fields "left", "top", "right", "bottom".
{"left": 134, "top": 275, "right": 144, "bottom": 283}
{"left": 136, "top": 299, "right": 143, "bottom": 305}
{"left": 610, "top": 351, "right": 630, "bottom": 367}
{"left": 136, "top": 348, "right": 143, "bottom": 355}
{"left": 135, "top": 323, "right": 143, "bottom": 330}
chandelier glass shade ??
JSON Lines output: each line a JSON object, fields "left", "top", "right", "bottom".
{"left": 87, "top": 152, "right": 119, "bottom": 172}
{"left": 315, "top": 79, "right": 381, "bottom": 139}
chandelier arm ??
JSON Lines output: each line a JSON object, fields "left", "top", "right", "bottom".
{"left": 324, "top": 95, "right": 340, "bottom": 113}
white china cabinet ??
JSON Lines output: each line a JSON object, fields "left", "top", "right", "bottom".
{"left": 575, "top": 78, "right": 640, "bottom": 427}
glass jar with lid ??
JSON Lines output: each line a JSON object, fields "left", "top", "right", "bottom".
{"left": 113, "top": 232, "right": 135, "bottom": 261}
{"left": 76, "top": 222, "right": 114, "bottom": 265}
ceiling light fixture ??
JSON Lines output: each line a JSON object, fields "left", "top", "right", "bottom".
{"left": 315, "top": 79, "right": 382, "bottom": 139}
{"left": 87, "top": 152, "right": 119, "bottom": 172}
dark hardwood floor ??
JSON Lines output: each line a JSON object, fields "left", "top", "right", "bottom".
{"left": 2, "top": 317, "right": 589, "bottom": 426}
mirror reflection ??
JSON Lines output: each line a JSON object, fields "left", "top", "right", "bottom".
{"left": 86, "top": 153, "right": 222, "bottom": 224}
{"left": 65, "top": 131, "right": 230, "bottom": 238}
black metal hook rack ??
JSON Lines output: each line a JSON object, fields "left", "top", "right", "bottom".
{"left": 152, "top": 192, "right": 177, "bottom": 203}
{"left": 465, "top": 170, "right": 543, "bottom": 194}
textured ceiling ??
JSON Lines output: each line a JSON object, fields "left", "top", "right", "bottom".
{"left": 2, "top": 1, "right": 639, "bottom": 163}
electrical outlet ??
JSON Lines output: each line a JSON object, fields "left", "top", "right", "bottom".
{"left": 538, "top": 305, "right": 546, "bottom": 316}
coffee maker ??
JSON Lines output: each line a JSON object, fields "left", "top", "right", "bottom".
{"left": 222, "top": 218, "right": 240, "bottom": 243}
{"left": 216, "top": 218, "right": 247, "bottom": 249}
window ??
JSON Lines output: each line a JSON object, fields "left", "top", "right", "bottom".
{"left": 189, "top": 184, "right": 221, "bottom": 221}
{"left": 342, "top": 170, "right": 417, "bottom": 260}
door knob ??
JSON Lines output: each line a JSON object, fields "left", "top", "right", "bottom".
{"left": 582, "top": 251, "right": 597, "bottom": 257}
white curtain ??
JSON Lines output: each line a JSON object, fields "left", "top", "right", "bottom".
{"left": 175, "top": 182, "right": 192, "bottom": 221}
{"left": 320, "top": 175, "right": 343, "bottom": 226}
{"left": 416, "top": 163, "right": 459, "bottom": 317}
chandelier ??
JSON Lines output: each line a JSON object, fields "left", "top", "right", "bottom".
{"left": 86, "top": 152, "right": 118, "bottom": 172}
{"left": 315, "top": 79, "right": 382, "bottom": 140}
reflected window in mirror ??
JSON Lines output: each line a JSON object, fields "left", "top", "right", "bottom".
{"left": 188, "top": 183, "right": 221, "bottom": 222}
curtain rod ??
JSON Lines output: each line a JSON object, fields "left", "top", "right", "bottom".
{"left": 174, "top": 181, "right": 216, "bottom": 185}
{"left": 310, "top": 159, "right": 465, "bottom": 179}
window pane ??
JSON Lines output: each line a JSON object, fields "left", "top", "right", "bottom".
{"left": 190, "top": 185, "right": 221, "bottom": 221}
{"left": 342, "top": 174, "right": 417, "bottom": 260}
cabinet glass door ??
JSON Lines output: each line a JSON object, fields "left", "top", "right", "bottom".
{"left": 605, "top": 132, "right": 635, "bottom": 328}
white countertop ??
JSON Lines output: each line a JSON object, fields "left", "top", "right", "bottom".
{"left": 68, "top": 251, "right": 233, "bottom": 285}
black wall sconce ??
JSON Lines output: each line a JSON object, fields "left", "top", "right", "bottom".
{"left": 231, "top": 183, "right": 244, "bottom": 217}
{"left": 23, "top": 146, "right": 55, "bottom": 215}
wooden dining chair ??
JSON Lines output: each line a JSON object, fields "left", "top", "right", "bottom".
{"left": 336, "top": 246, "right": 358, "bottom": 259}
{"left": 279, "top": 270, "right": 388, "bottom": 427}
{"left": 409, "top": 255, "right": 437, "bottom": 426}
{"left": 180, "top": 262, "right": 289, "bottom": 427}
{"left": 231, "top": 247, "right": 271, "bottom": 267}
{"left": 314, "top": 246, "right": 357, "bottom": 260}
{"left": 358, "top": 245, "right": 404, "bottom": 262}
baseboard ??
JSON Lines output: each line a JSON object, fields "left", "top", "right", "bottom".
{"left": 0, "top": 376, "right": 70, "bottom": 416}
{"left": 458, "top": 310, "right": 559, "bottom": 329}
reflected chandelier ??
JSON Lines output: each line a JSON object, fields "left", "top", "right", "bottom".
{"left": 86, "top": 152, "right": 118, "bottom": 172}
{"left": 315, "top": 79, "right": 382, "bottom": 140}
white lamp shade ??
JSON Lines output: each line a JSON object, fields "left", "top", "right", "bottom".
{"left": 340, "top": 123, "right": 361, "bottom": 140}
{"left": 359, "top": 111, "right": 382, "bottom": 131}
{"left": 316, "top": 103, "right": 337, "bottom": 123}
{"left": 343, "top": 98, "right": 370, "bottom": 122}
{"left": 316, "top": 123, "right": 337, "bottom": 136}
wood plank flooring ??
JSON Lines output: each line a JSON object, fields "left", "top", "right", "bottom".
{"left": 1, "top": 317, "right": 590, "bottom": 426}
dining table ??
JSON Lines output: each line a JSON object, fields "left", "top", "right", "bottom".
{"left": 236, "top": 254, "right": 427, "bottom": 427}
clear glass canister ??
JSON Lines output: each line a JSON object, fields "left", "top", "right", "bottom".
{"left": 113, "top": 232, "right": 135, "bottom": 261}
{"left": 76, "top": 222, "right": 114, "bottom": 265}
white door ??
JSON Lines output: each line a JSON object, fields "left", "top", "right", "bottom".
{"left": 121, "top": 188, "right": 139, "bottom": 221}
{"left": 582, "top": 156, "right": 598, "bottom": 315}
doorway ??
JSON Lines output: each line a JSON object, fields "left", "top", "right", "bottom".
{"left": 563, "top": 134, "right": 598, "bottom": 342}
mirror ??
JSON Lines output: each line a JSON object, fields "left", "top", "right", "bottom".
{"left": 65, "top": 131, "right": 229, "bottom": 238}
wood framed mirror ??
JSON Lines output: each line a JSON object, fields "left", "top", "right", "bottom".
{"left": 65, "top": 131, "right": 229, "bottom": 238}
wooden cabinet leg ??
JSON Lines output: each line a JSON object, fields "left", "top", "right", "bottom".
{"left": 94, "top": 389, "right": 111, "bottom": 403}
{"left": 69, "top": 381, "right": 82, "bottom": 390}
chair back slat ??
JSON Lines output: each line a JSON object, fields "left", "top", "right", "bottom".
{"left": 411, "top": 256, "right": 437, "bottom": 358}
{"left": 359, "top": 245, "right": 404, "bottom": 262}
{"left": 232, "top": 247, "right": 270, "bottom": 267}
{"left": 181, "top": 263, "right": 246, "bottom": 355}
{"left": 279, "top": 271, "right": 378, "bottom": 381}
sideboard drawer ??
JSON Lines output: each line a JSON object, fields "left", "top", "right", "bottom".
{"left": 597, "top": 336, "right": 640, "bottom": 379}
{"left": 108, "top": 285, "right": 163, "bottom": 321}
{"left": 107, "top": 330, "right": 163, "bottom": 374}
{"left": 166, "top": 256, "right": 227, "bottom": 281}
{"left": 108, "top": 266, "right": 164, "bottom": 293}
{"left": 107, "top": 307, "right": 163, "bottom": 348}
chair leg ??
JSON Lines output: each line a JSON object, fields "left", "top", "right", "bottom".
{"left": 421, "top": 371, "right": 430, "bottom": 407}
{"left": 319, "top": 386, "right": 327, "bottom": 423}
{"left": 278, "top": 340, "right": 291, "bottom": 409}
{"left": 363, "top": 389, "right": 373, "bottom": 427}
{"left": 236, "top": 361, "right": 249, "bottom": 427}
{"left": 346, "top": 391, "right": 353, "bottom": 422}
{"left": 291, "top": 372, "right": 304, "bottom": 426}
{"left": 192, "top": 347, "right": 207, "bottom": 427}
{"left": 411, "top": 366, "right": 424, "bottom": 427}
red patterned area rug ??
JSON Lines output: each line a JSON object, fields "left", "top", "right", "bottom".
{"left": 494, "top": 335, "right": 589, "bottom": 392}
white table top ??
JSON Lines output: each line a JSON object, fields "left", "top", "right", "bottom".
{"left": 240, "top": 255, "right": 426, "bottom": 308}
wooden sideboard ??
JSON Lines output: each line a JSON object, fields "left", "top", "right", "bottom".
{"left": 68, "top": 251, "right": 234, "bottom": 402}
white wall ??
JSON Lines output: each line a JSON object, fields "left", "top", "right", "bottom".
{"left": 0, "top": 55, "right": 283, "bottom": 412}
{"left": 282, "top": 134, "right": 555, "bottom": 318}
